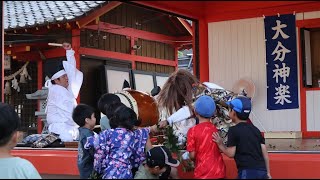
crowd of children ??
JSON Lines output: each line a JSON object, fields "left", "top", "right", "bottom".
{"left": 0, "top": 90, "right": 271, "bottom": 179}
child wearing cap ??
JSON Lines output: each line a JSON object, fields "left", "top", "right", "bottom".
{"left": 212, "top": 96, "right": 271, "bottom": 179}
{"left": 134, "top": 146, "right": 180, "bottom": 179}
{"left": 186, "top": 95, "right": 226, "bottom": 179}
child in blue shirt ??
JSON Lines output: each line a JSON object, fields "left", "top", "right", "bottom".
{"left": 72, "top": 104, "right": 96, "bottom": 179}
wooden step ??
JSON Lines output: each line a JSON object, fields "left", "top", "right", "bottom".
{"left": 264, "top": 131, "right": 302, "bottom": 139}
{"left": 64, "top": 142, "right": 78, "bottom": 148}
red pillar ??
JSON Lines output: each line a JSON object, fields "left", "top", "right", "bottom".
{"left": 198, "top": 18, "right": 209, "bottom": 82}
{"left": 72, "top": 29, "right": 81, "bottom": 103}
{"left": 37, "top": 60, "right": 43, "bottom": 134}
{"left": 192, "top": 22, "right": 197, "bottom": 76}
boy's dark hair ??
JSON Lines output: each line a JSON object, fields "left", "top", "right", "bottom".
{"left": 51, "top": 77, "right": 62, "bottom": 85}
{"left": 109, "top": 106, "right": 138, "bottom": 130}
{"left": 235, "top": 112, "right": 250, "bottom": 121}
{"left": 97, "top": 93, "right": 121, "bottom": 114}
{"left": 0, "top": 103, "right": 21, "bottom": 146}
{"left": 72, "top": 104, "right": 95, "bottom": 127}
{"left": 105, "top": 102, "right": 126, "bottom": 119}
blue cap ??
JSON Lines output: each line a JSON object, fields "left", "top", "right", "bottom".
{"left": 194, "top": 95, "right": 216, "bottom": 118}
{"left": 226, "top": 96, "right": 251, "bottom": 116}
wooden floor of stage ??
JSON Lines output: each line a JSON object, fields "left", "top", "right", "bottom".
{"left": 11, "top": 138, "right": 320, "bottom": 179}
{"left": 265, "top": 138, "right": 320, "bottom": 152}
{"left": 15, "top": 138, "right": 320, "bottom": 152}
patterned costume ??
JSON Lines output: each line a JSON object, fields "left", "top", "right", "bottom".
{"left": 84, "top": 127, "right": 150, "bottom": 179}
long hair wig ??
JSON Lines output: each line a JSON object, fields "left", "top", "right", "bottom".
{"left": 156, "top": 69, "right": 199, "bottom": 115}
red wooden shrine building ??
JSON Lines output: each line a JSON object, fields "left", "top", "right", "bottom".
{"left": 4, "top": 1, "right": 320, "bottom": 179}
{"left": 3, "top": 1, "right": 193, "bottom": 135}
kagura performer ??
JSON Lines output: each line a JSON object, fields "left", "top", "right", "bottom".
{"left": 157, "top": 69, "right": 232, "bottom": 146}
{"left": 45, "top": 42, "right": 83, "bottom": 142}
{"left": 157, "top": 69, "right": 199, "bottom": 145}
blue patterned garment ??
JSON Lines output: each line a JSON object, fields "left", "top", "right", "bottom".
{"left": 84, "top": 127, "right": 150, "bottom": 179}
{"left": 22, "top": 134, "right": 47, "bottom": 144}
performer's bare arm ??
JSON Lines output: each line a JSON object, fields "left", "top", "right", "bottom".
{"left": 212, "top": 132, "right": 236, "bottom": 158}
{"left": 62, "top": 42, "right": 72, "bottom": 50}
{"left": 63, "top": 42, "right": 76, "bottom": 67}
{"left": 261, "top": 144, "right": 272, "bottom": 179}
{"left": 145, "top": 137, "right": 153, "bottom": 151}
{"left": 189, "top": 151, "right": 195, "bottom": 160}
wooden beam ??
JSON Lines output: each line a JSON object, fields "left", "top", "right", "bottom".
{"left": 79, "top": 47, "right": 177, "bottom": 67}
{"left": 205, "top": 1, "right": 320, "bottom": 22}
{"left": 5, "top": 46, "right": 30, "bottom": 55}
{"left": 168, "top": 16, "right": 184, "bottom": 34}
{"left": 159, "top": 16, "right": 177, "bottom": 35}
{"left": 9, "top": 47, "right": 66, "bottom": 62}
{"left": 42, "top": 48, "right": 65, "bottom": 59}
{"left": 177, "top": 17, "right": 193, "bottom": 36}
{"left": 296, "top": 18, "right": 320, "bottom": 28}
{"left": 11, "top": 52, "right": 40, "bottom": 61}
{"left": 132, "top": 1, "right": 201, "bottom": 19}
{"left": 78, "top": 1, "right": 122, "bottom": 28}
{"left": 174, "top": 42, "right": 192, "bottom": 50}
{"left": 84, "top": 22, "right": 192, "bottom": 44}
{"left": 5, "top": 42, "right": 49, "bottom": 49}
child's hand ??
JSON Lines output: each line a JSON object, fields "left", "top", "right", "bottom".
{"left": 150, "top": 124, "right": 158, "bottom": 133}
{"left": 212, "top": 132, "right": 223, "bottom": 145}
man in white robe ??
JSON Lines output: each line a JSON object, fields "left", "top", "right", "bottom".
{"left": 45, "top": 42, "right": 83, "bottom": 142}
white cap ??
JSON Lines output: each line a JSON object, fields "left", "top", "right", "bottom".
{"left": 51, "top": 70, "right": 66, "bottom": 80}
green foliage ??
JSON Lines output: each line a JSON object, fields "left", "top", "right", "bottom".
{"left": 163, "top": 126, "right": 179, "bottom": 153}
{"left": 161, "top": 126, "right": 195, "bottom": 172}
{"left": 178, "top": 51, "right": 184, "bottom": 58}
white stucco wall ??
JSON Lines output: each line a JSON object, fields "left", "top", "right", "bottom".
{"left": 208, "top": 11, "right": 320, "bottom": 132}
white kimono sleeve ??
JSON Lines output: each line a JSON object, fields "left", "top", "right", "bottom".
{"left": 63, "top": 49, "right": 83, "bottom": 99}
{"left": 167, "top": 106, "right": 192, "bottom": 126}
